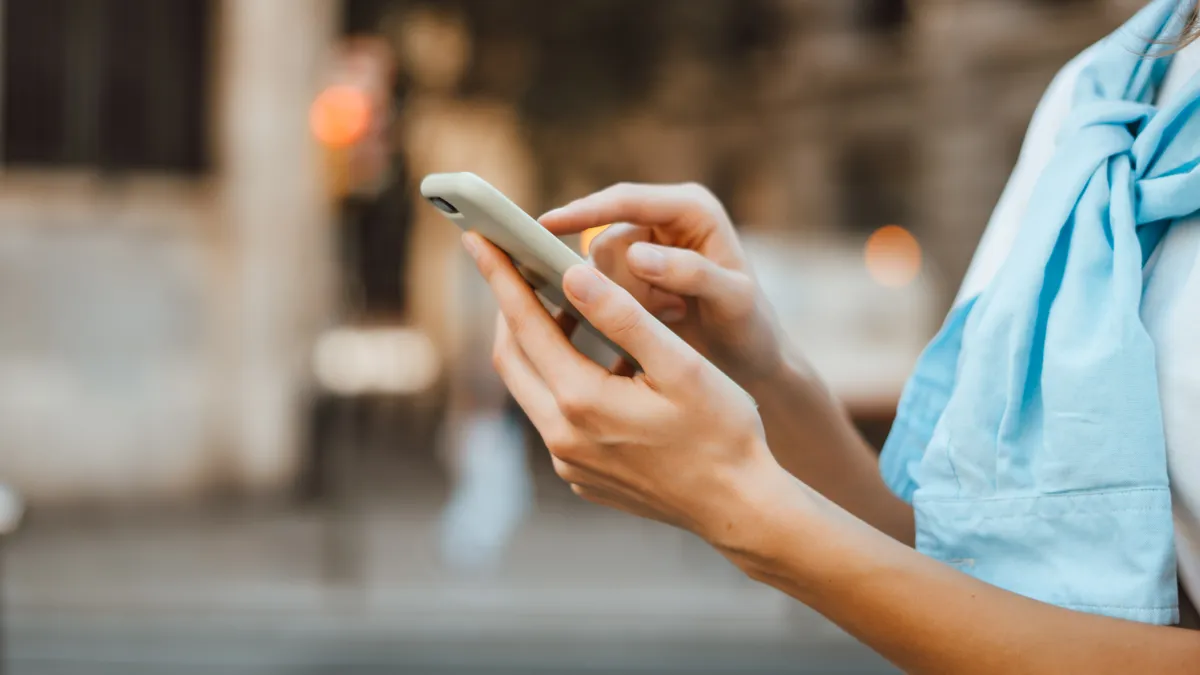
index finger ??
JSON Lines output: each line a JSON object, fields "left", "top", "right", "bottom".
{"left": 538, "top": 182, "right": 712, "bottom": 236}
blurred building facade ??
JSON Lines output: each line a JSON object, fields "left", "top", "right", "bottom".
{"left": 0, "top": 0, "right": 1149, "bottom": 505}
{"left": 0, "top": 0, "right": 337, "bottom": 504}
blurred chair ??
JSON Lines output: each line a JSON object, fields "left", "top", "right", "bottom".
{"left": 306, "top": 323, "right": 444, "bottom": 584}
{"left": 307, "top": 324, "right": 446, "bottom": 495}
{"left": 313, "top": 325, "right": 441, "bottom": 399}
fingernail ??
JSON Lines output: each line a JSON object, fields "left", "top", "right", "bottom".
{"left": 659, "top": 305, "right": 686, "bottom": 324}
{"left": 564, "top": 266, "right": 607, "bottom": 305}
{"left": 628, "top": 243, "right": 666, "bottom": 275}
{"left": 462, "top": 232, "right": 481, "bottom": 260}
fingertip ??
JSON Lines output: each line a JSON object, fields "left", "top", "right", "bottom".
{"left": 464, "top": 232, "right": 498, "bottom": 273}
{"left": 539, "top": 207, "right": 597, "bottom": 236}
{"left": 658, "top": 302, "right": 687, "bottom": 324}
{"left": 461, "top": 230, "right": 484, "bottom": 256}
{"left": 537, "top": 208, "right": 563, "bottom": 223}
{"left": 538, "top": 202, "right": 580, "bottom": 224}
{"left": 563, "top": 265, "right": 610, "bottom": 306}
{"left": 627, "top": 241, "right": 667, "bottom": 276}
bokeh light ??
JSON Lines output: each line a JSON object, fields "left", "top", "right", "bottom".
{"left": 864, "top": 225, "right": 922, "bottom": 288}
{"left": 579, "top": 224, "right": 610, "bottom": 257}
{"left": 310, "top": 85, "right": 372, "bottom": 148}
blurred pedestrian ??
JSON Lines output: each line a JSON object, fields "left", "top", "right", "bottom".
{"left": 390, "top": 6, "right": 538, "bottom": 573}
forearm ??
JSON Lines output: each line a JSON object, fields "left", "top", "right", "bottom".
{"left": 717, "top": 469, "right": 1200, "bottom": 675}
{"left": 743, "top": 349, "right": 914, "bottom": 544}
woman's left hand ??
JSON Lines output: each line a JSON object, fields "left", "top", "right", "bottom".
{"left": 463, "top": 231, "right": 784, "bottom": 541}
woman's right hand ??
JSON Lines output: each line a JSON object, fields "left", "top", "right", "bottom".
{"left": 540, "top": 182, "right": 786, "bottom": 385}
{"left": 544, "top": 183, "right": 916, "bottom": 546}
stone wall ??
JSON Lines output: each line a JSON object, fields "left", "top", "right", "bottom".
{"left": 0, "top": 178, "right": 216, "bottom": 502}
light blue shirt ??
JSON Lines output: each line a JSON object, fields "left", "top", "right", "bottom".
{"left": 880, "top": 0, "right": 1200, "bottom": 626}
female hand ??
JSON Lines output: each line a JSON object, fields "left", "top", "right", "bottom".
{"left": 541, "top": 183, "right": 915, "bottom": 546}
{"left": 463, "top": 231, "right": 787, "bottom": 541}
{"left": 540, "top": 183, "right": 787, "bottom": 385}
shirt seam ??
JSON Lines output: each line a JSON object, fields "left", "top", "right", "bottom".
{"left": 915, "top": 486, "right": 1170, "bottom": 505}
{"left": 1061, "top": 604, "right": 1177, "bottom": 611}
{"left": 921, "top": 508, "right": 1172, "bottom": 523}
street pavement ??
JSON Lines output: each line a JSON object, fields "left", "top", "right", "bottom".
{"left": 1, "top": 471, "right": 896, "bottom": 674}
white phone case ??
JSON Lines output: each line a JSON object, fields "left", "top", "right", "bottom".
{"left": 420, "top": 172, "right": 636, "bottom": 368}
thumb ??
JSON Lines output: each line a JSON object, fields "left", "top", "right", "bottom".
{"left": 626, "top": 242, "right": 755, "bottom": 319}
{"left": 562, "top": 265, "right": 703, "bottom": 389}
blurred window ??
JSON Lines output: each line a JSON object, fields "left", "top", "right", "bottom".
{"left": 1, "top": 0, "right": 210, "bottom": 173}
{"left": 837, "top": 134, "right": 915, "bottom": 236}
{"left": 854, "top": 0, "right": 910, "bottom": 33}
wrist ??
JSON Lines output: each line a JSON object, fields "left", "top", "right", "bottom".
{"left": 709, "top": 302, "right": 794, "bottom": 390}
{"left": 705, "top": 454, "right": 864, "bottom": 599}
{"left": 740, "top": 341, "right": 828, "bottom": 412}
{"left": 701, "top": 446, "right": 822, "bottom": 569}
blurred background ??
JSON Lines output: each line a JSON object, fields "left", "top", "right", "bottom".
{"left": 0, "top": 0, "right": 1147, "bottom": 673}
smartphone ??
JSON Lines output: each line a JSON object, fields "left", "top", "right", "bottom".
{"left": 420, "top": 171, "right": 636, "bottom": 368}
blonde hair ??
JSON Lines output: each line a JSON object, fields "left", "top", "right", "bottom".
{"left": 1185, "top": 2, "right": 1200, "bottom": 47}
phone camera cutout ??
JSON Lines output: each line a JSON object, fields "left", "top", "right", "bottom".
{"left": 428, "top": 197, "right": 459, "bottom": 214}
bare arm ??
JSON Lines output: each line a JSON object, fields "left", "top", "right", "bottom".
{"left": 745, "top": 351, "right": 916, "bottom": 545}
{"left": 474, "top": 227, "right": 1199, "bottom": 675}
{"left": 718, "top": 469, "right": 1200, "bottom": 675}
{"left": 714, "top": 310, "right": 1195, "bottom": 674}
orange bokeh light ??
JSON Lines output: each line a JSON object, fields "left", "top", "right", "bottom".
{"left": 580, "top": 224, "right": 610, "bottom": 257}
{"left": 864, "top": 225, "right": 922, "bottom": 288}
{"left": 310, "top": 85, "right": 372, "bottom": 148}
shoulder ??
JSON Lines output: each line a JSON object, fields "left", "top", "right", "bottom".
{"left": 1145, "top": 219, "right": 1200, "bottom": 374}
{"left": 1015, "top": 45, "right": 1096, "bottom": 164}
{"left": 1145, "top": 216, "right": 1200, "bottom": 574}
{"left": 955, "top": 46, "right": 1099, "bottom": 303}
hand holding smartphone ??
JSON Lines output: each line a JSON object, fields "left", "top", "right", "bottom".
{"left": 420, "top": 172, "right": 637, "bottom": 369}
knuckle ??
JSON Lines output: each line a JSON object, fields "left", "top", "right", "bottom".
{"left": 551, "top": 457, "right": 581, "bottom": 483}
{"left": 727, "top": 271, "right": 754, "bottom": 297}
{"left": 606, "top": 304, "right": 643, "bottom": 341}
{"left": 556, "top": 387, "right": 597, "bottom": 424}
{"left": 504, "top": 312, "right": 529, "bottom": 342}
{"left": 708, "top": 272, "right": 757, "bottom": 322}
{"left": 725, "top": 274, "right": 759, "bottom": 317}
{"left": 490, "top": 331, "right": 517, "bottom": 376}
{"left": 681, "top": 181, "right": 717, "bottom": 208}
{"left": 681, "top": 182, "right": 730, "bottom": 223}
{"left": 490, "top": 343, "right": 506, "bottom": 373}
{"left": 544, "top": 429, "right": 579, "bottom": 458}
{"left": 678, "top": 256, "right": 709, "bottom": 287}
{"left": 569, "top": 484, "right": 603, "bottom": 505}
{"left": 676, "top": 352, "right": 709, "bottom": 384}
{"left": 589, "top": 234, "right": 620, "bottom": 271}
{"left": 604, "top": 182, "right": 637, "bottom": 207}
{"left": 610, "top": 181, "right": 637, "bottom": 196}
{"left": 681, "top": 181, "right": 711, "bottom": 199}
{"left": 590, "top": 226, "right": 616, "bottom": 251}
